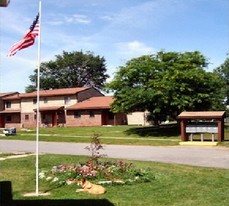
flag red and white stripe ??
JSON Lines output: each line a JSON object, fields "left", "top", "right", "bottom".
{"left": 8, "top": 13, "right": 39, "bottom": 56}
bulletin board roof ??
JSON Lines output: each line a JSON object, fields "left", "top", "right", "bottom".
{"left": 177, "top": 111, "right": 225, "bottom": 119}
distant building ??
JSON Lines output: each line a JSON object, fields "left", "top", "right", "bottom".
{"left": 0, "top": 92, "right": 18, "bottom": 127}
{"left": 0, "top": 87, "right": 127, "bottom": 128}
{"left": 127, "top": 111, "right": 151, "bottom": 126}
{"left": 66, "top": 96, "right": 127, "bottom": 127}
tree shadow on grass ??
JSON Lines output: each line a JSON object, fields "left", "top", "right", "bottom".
{"left": 124, "top": 123, "right": 180, "bottom": 137}
{"left": 1, "top": 181, "right": 114, "bottom": 206}
{"left": 10, "top": 199, "right": 114, "bottom": 206}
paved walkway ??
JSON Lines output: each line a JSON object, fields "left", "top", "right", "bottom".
{"left": 0, "top": 140, "right": 229, "bottom": 169}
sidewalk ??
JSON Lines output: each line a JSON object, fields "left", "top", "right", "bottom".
{"left": 0, "top": 140, "right": 229, "bottom": 169}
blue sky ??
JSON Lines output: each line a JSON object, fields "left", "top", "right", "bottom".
{"left": 0, "top": 0, "right": 228, "bottom": 92}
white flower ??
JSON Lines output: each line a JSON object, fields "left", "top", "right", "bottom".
{"left": 46, "top": 176, "right": 53, "bottom": 181}
{"left": 39, "top": 172, "right": 46, "bottom": 179}
{"left": 51, "top": 166, "right": 58, "bottom": 173}
{"left": 52, "top": 177, "right": 59, "bottom": 182}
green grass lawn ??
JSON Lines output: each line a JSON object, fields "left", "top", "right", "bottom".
{"left": 1, "top": 123, "right": 229, "bottom": 146}
{"left": 1, "top": 124, "right": 181, "bottom": 146}
{"left": 0, "top": 154, "right": 229, "bottom": 206}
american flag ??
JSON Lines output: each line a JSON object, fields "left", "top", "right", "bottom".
{"left": 8, "top": 13, "right": 39, "bottom": 56}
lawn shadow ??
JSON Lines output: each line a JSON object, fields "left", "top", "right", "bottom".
{"left": 1, "top": 181, "right": 114, "bottom": 206}
{"left": 10, "top": 199, "right": 114, "bottom": 206}
{"left": 125, "top": 123, "right": 180, "bottom": 137}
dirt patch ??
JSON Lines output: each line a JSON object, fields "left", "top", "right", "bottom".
{"left": 23, "top": 192, "right": 50, "bottom": 197}
{"left": 0, "top": 152, "right": 34, "bottom": 161}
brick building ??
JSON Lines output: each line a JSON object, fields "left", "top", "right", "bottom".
{"left": 66, "top": 96, "right": 127, "bottom": 127}
{"left": 0, "top": 87, "right": 127, "bottom": 128}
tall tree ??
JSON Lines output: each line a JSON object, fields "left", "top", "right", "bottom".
{"left": 107, "top": 51, "right": 226, "bottom": 125}
{"left": 26, "top": 51, "right": 109, "bottom": 92}
{"left": 214, "top": 57, "right": 229, "bottom": 105}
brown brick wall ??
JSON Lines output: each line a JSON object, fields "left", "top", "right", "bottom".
{"left": 21, "top": 112, "right": 37, "bottom": 128}
{"left": 66, "top": 110, "right": 127, "bottom": 127}
{"left": 4, "top": 113, "right": 21, "bottom": 128}
{"left": 4, "top": 123, "right": 21, "bottom": 128}
{"left": 115, "top": 113, "right": 127, "bottom": 125}
{"left": 4, "top": 110, "right": 127, "bottom": 128}
{"left": 66, "top": 110, "right": 103, "bottom": 127}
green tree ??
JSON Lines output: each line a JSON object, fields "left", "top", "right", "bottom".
{"left": 214, "top": 57, "right": 229, "bottom": 105}
{"left": 26, "top": 51, "right": 109, "bottom": 92}
{"left": 107, "top": 51, "right": 226, "bottom": 125}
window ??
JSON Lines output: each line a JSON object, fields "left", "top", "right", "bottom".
{"left": 74, "top": 111, "right": 81, "bottom": 118}
{"left": 6, "top": 116, "right": 11, "bottom": 122}
{"left": 43, "top": 97, "right": 48, "bottom": 103}
{"left": 25, "top": 115, "right": 29, "bottom": 121}
{"left": 34, "top": 114, "right": 37, "bottom": 120}
{"left": 108, "top": 111, "right": 114, "bottom": 120}
{"left": 5, "top": 102, "right": 11, "bottom": 108}
{"left": 89, "top": 111, "right": 95, "bottom": 118}
{"left": 42, "top": 114, "right": 47, "bottom": 120}
{"left": 64, "top": 96, "right": 71, "bottom": 104}
{"left": 33, "top": 98, "right": 37, "bottom": 104}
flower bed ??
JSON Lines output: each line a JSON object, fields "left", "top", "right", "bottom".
{"left": 39, "top": 160, "right": 154, "bottom": 187}
{"left": 39, "top": 133, "right": 154, "bottom": 188}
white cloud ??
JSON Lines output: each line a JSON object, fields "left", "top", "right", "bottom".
{"left": 100, "top": 15, "right": 114, "bottom": 21}
{"left": 0, "top": 10, "right": 30, "bottom": 35}
{"left": 0, "top": 0, "right": 227, "bottom": 93}
{"left": 65, "top": 14, "right": 91, "bottom": 24}
{"left": 100, "top": 0, "right": 181, "bottom": 30}
{"left": 0, "top": 52, "right": 37, "bottom": 92}
{"left": 46, "top": 13, "right": 91, "bottom": 26}
{"left": 115, "top": 40, "right": 155, "bottom": 59}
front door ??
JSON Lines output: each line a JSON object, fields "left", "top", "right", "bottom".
{"left": 52, "top": 112, "right": 58, "bottom": 127}
{"left": 101, "top": 110, "right": 107, "bottom": 125}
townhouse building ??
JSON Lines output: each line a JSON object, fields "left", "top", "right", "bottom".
{"left": 0, "top": 92, "right": 19, "bottom": 127}
{"left": 0, "top": 87, "right": 127, "bottom": 128}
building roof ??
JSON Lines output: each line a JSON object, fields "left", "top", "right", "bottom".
{"left": 67, "top": 96, "right": 114, "bottom": 110}
{"left": 177, "top": 111, "right": 226, "bottom": 119}
{"left": 0, "top": 92, "right": 19, "bottom": 99}
{"left": 34, "top": 106, "right": 64, "bottom": 112}
{"left": 0, "top": 93, "right": 12, "bottom": 98}
{"left": 0, "top": 109, "right": 21, "bottom": 114}
{"left": 20, "top": 87, "right": 90, "bottom": 98}
{"left": 2, "top": 87, "right": 91, "bottom": 100}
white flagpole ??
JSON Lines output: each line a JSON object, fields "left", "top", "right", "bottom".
{"left": 35, "top": 0, "right": 42, "bottom": 196}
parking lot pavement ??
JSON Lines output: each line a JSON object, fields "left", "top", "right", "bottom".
{"left": 0, "top": 140, "right": 229, "bottom": 169}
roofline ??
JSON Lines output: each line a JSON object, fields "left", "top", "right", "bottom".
{"left": 0, "top": 92, "right": 19, "bottom": 99}
{"left": 0, "top": 109, "right": 21, "bottom": 114}
{"left": 20, "top": 88, "right": 90, "bottom": 98}
{"left": 33, "top": 106, "right": 65, "bottom": 112}
{"left": 177, "top": 111, "right": 226, "bottom": 119}
{"left": 67, "top": 106, "right": 111, "bottom": 111}
{"left": 2, "top": 87, "right": 94, "bottom": 99}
